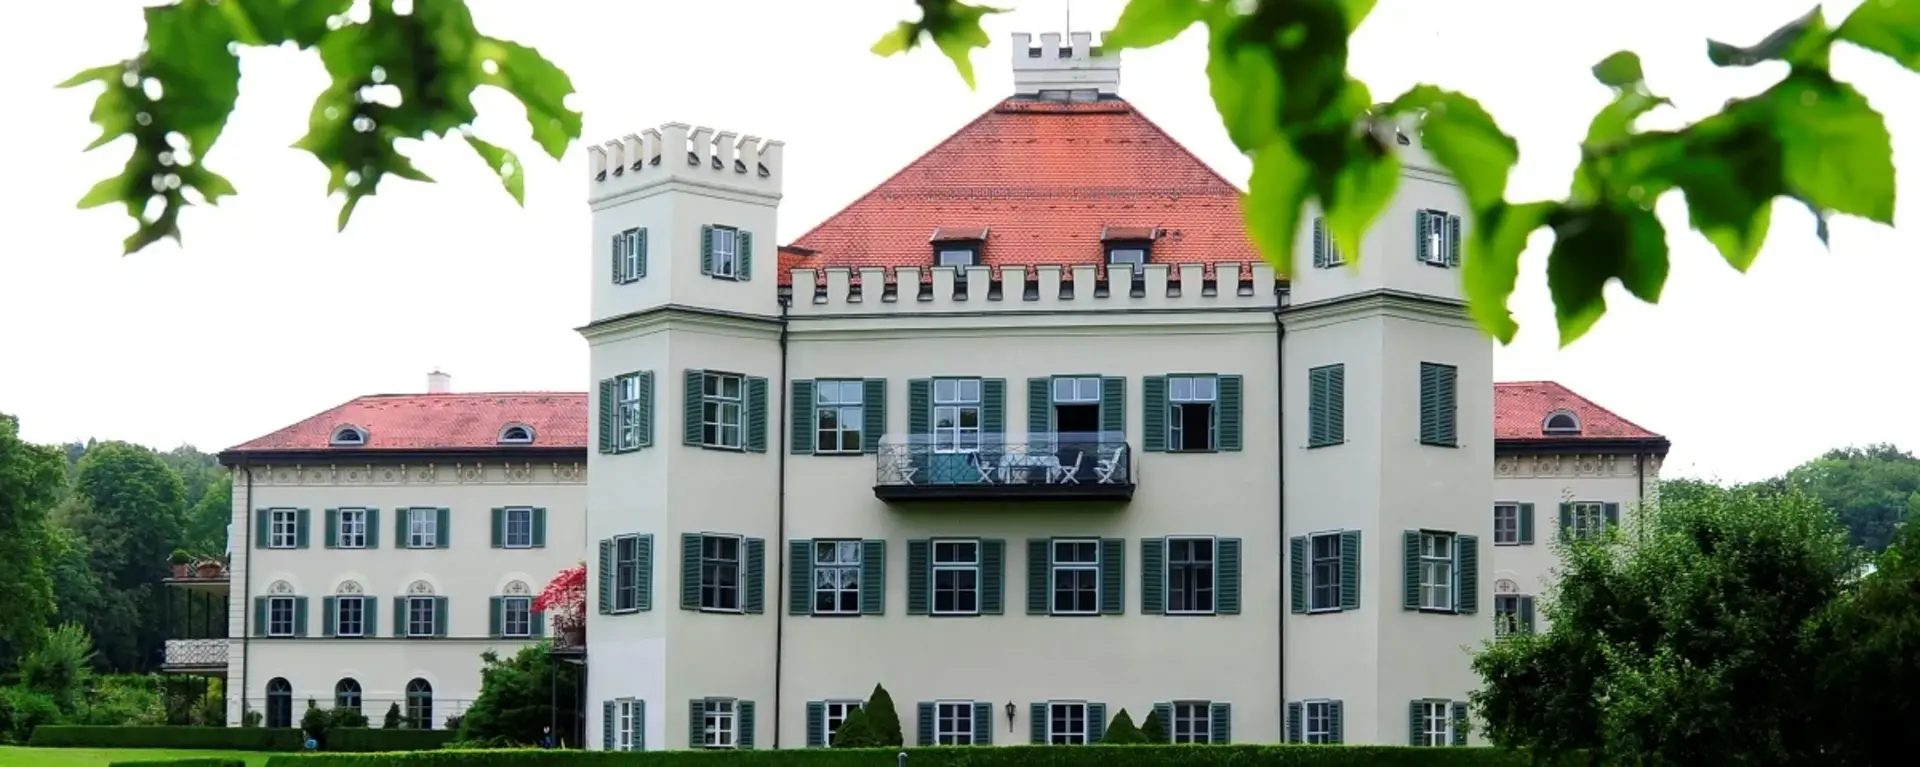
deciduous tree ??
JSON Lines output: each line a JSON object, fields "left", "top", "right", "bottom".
{"left": 0, "top": 414, "right": 62, "bottom": 661}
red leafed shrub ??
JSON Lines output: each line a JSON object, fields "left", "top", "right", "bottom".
{"left": 534, "top": 562, "right": 586, "bottom": 631}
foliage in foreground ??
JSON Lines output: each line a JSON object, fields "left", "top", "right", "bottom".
{"left": 261, "top": 745, "right": 1574, "bottom": 767}
{"left": 456, "top": 644, "right": 579, "bottom": 746}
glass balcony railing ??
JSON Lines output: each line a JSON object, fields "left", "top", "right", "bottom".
{"left": 873, "top": 431, "right": 1135, "bottom": 502}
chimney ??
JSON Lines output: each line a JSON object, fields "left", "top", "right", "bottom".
{"left": 427, "top": 370, "right": 452, "bottom": 394}
{"left": 1011, "top": 30, "right": 1122, "bottom": 98}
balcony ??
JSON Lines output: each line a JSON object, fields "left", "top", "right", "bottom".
{"left": 873, "top": 432, "right": 1135, "bottom": 502}
{"left": 160, "top": 638, "right": 228, "bottom": 674}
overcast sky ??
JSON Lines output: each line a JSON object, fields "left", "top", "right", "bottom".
{"left": 1, "top": 0, "right": 1912, "bottom": 483}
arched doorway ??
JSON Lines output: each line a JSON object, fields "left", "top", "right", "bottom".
{"left": 406, "top": 678, "right": 434, "bottom": 729}
{"left": 334, "top": 678, "right": 362, "bottom": 713}
{"left": 265, "top": 678, "right": 293, "bottom": 728}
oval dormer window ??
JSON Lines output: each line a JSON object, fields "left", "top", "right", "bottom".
{"left": 1542, "top": 410, "right": 1582, "bottom": 436}
{"left": 329, "top": 425, "right": 368, "bottom": 447}
{"left": 498, "top": 424, "right": 535, "bottom": 445}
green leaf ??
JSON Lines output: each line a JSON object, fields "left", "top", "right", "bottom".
{"left": 1320, "top": 129, "right": 1399, "bottom": 268}
{"left": 1243, "top": 141, "right": 1313, "bottom": 277}
{"left": 1706, "top": 6, "right": 1831, "bottom": 68}
{"left": 872, "top": 0, "right": 1006, "bottom": 90}
{"left": 1205, "top": 28, "right": 1285, "bottom": 151}
{"left": 474, "top": 39, "right": 584, "bottom": 161}
{"left": 1591, "top": 51, "right": 1645, "bottom": 87}
{"left": 1545, "top": 204, "right": 1670, "bottom": 346}
{"left": 1764, "top": 72, "right": 1895, "bottom": 225}
{"left": 465, "top": 133, "right": 526, "bottom": 205}
{"left": 871, "top": 23, "right": 919, "bottom": 57}
{"left": 1386, "top": 85, "right": 1519, "bottom": 212}
{"left": 1838, "top": 0, "right": 1920, "bottom": 70}
{"left": 1463, "top": 202, "right": 1556, "bottom": 344}
{"left": 1104, "top": 0, "right": 1208, "bottom": 50}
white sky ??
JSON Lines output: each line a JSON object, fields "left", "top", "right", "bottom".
{"left": 0, "top": 0, "right": 1912, "bottom": 484}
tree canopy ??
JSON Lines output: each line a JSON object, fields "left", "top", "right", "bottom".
{"left": 0, "top": 414, "right": 63, "bottom": 656}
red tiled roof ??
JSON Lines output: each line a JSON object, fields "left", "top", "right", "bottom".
{"left": 1494, "top": 382, "right": 1662, "bottom": 440}
{"left": 225, "top": 393, "right": 588, "bottom": 453}
{"left": 780, "top": 97, "right": 1259, "bottom": 285}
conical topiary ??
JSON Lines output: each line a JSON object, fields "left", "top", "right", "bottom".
{"left": 1102, "top": 708, "right": 1146, "bottom": 743}
{"left": 832, "top": 706, "right": 873, "bottom": 747}
{"left": 1140, "top": 707, "right": 1167, "bottom": 743}
{"left": 382, "top": 702, "right": 402, "bottom": 729}
{"left": 863, "top": 683, "right": 904, "bottom": 746}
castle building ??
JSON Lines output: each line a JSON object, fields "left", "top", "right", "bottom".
{"left": 191, "top": 32, "right": 1667, "bottom": 748}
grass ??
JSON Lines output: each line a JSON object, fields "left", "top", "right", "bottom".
{"left": 0, "top": 747, "right": 276, "bottom": 767}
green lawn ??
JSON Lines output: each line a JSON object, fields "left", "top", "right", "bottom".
{"left": 0, "top": 747, "right": 277, "bottom": 767}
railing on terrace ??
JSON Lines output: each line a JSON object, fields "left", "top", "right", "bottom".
{"left": 161, "top": 638, "right": 228, "bottom": 669}
{"left": 873, "top": 432, "right": 1135, "bottom": 502}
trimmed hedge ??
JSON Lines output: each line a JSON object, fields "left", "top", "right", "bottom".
{"left": 265, "top": 745, "right": 1572, "bottom": 767}
{"left": 108, "top": 760, "right": 247, "bottom": 767}
{"left": 29, "top": 725, "right": 458, "bottom": 752}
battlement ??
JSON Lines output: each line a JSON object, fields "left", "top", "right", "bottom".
{"left": 784, "top": 262, "right": 1283, "bottom": 317}
{"left": 585, "top": 122, "right": 784, "bottom": 203}
{"left": 1011, "top": 31, "right": 1121, "bottom": 96}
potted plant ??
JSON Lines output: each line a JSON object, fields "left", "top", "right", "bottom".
{"left": 170, "top": 549, "right": 193, "bottom": 578}
{"left": 195, "top": 557, "right": 225, "bottom": 579}
{"left": 535, "top": 562, "right": 587, "bottom": 648}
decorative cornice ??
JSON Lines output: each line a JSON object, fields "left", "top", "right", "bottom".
{"left": 1495, "top": 452, "right": 1664, "bottom": 480}
{"left": 1496, "top": 436, "right": 1671, "bottom": 458}
{"left": 240, "top": 461, "right": 586, "bottom": 487}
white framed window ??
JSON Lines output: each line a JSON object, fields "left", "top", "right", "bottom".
{"left": 269, "top": 509, "right": 298, "bottom": 549}
{"left": 616, "top": 373, "right": 646, "bottom": 451}
{"left": 1052, "top": 376, "right": 1101, "bottom": 405}
{"left": 1419, "top": 532, "right": 1455, "bottom": 611}
{"left": 702, "top": 698, "right": 737, "bottom": 748}
{"left": 616, "top": 698, "right": 641, "bottom": 750}
{"left": 814, "top": 380, "right": 865, "bottom": 454}
{"left": 1417, "top": 209, "right": 1461, "bottom": 266}
{"left": 1309, "top": 532, "right": 1343, "bottom": 612}
{"left": 407, "top": 508, "right": 437, "bottom": 549}
{"left": 936, "top": 249, "right": 976, "bottom": 267}
{"left": 614, "top": 227, "right": 646, "bottom": 284}
{"left": 1417, "top": 700, "right": 1452, "bottom": 746}
{"left": 1047, "top": 701, "right": 1088, "bottom": 745}
{"left": 1172, "top": 701, "right": 1211, "bottom": 744}
{"left": 1167, "top": 375, "right": 1218, "bottom": 451}
{"left": 1314, "top": 217, "right": 1345, "bottom": 268}
{"left": 1303, "top": 700, "right": 1334, "bottom": 744}
{"left": 812, "top": 540, "right": 862, "bottom": 615}
{"left": 407, "top": 595, "right": 437, "bottom": 637}
{"left": 935, "top": 701, "right": 974, "bottom": 745}
{"left": 701, "top": 372, "right": 745, "bottom": 450}
{"left": 1543, "top": 409, "right": 1581, "bottom": 435}
{"left": 266, "top": 595, "right": 296, "bottom": 637}
{"left": 498, "top": 424, "right": 535, "bottom": 444}
{"left": 329, "top": 425, "right": 367, "bottom": 446}
{"left": 1570, "top": 501, "right": 1607, "bottom": 538}
{"left": 1493, "top": 503, "right": 1519, "bottom": 545}
{"left": 335, "top": 596, "right": 364, "bottom": 637}
{"left": 1050, "top": 539, "right": 1100, "bottom": 615}
{"left": 1105, "top": 247, "right": 1146, "bottom": 267}
{"left": 503, "top": 507, "right": 534, "bottom": 549}
{"left": 699, "top": 535, "right": 742, "bottom": 612}
{"left": 337, "top": 508, "right": 367, "bottom": 549}
{"left": 502, "top": 596, "right": 532, "bottom": 638}
{"left": 1166, "top": 536, "right": 1216, "bottom": 614}
{"left": 932, "top": 539, "right": 979, "bottom": 616}
{"left": 710, "top": 226, "right": 739, "bottom": 279}
{"left": 825, "top": 700, "right": 863, "bottom": 745}
{"left": 1494, "top": 594, "right": 1524, "bottom": 638}
{"left": 613, "top": 535, "right": 641, "bottom": 613}
{"left": 932, "top": 378, "right": 981, "bottom": 453}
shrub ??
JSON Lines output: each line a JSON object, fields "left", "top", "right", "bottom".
{"left": 259, "top": 745, "right": 1581, "bottom": 767}
{"left": 243, "top": 708, "right": 263, "bottom": 728}
{"left": 1101, "top": 708, "right": 1146, "bottom": 744}
{"left": 79, "top": 678, "right": 167, "bottom": 726}
{"left": 27, "top": 724, "right": 455, "bottom": 752}
{"left": 861, "top": 684, "right": 903, "bottom": 747}
{"left": 301, "top": 700, "right": 331, "bottom": 748}
{"left": 330, "top": 707, "right": 370, "bottom": 729}
{"left": 109, "top": 760, "right": 245, "bottom": 767}
{"left": 19, "top": 623, "right": 94, "bottom": 713}
{"left": 383, "top": 703, "right": 402, "bottom": 729}
{"left": 459, "top": 644, "right": 579, "bottom": 746}
{"left": 0, "top": 687, "right": 61, "bottom": 744}
{"left": 1139, "top": 708, "right": 1166, "bottom": 743}
{"left": 829, "top": 707, "right": 872, "bottom": 748}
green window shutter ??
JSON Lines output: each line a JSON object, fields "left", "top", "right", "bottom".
{"left": 906, "top": 539, "right": 930, "bottom": 615}
{"left": 1325, "top": 367, "right": 1344, "bottom": 444}
{"left": 295, "top": 508, "right": 310, "bottom": 549}
{"left": 322, "top": 596, "right": 337, "bottom": 637}
{"left": 1285, "top": 701, "right": 1302, "bottom": 742}
{"left": 687, "top": 700, "right": 704, "bottom": 748}
{"left": 1087, "top": 702, "right": 1107, "bottom": 743}
{"left": 1308, "top": 367, "right": 1330, "bottom": 446}
{"left": 532, "top": 608, "right": 546, "bottom": 638}
{"left": 489, "top": 596, "right": 503, "bottom": 638}
{"left": 1099, "top": 538, "right": 1125, "bottom": 615}
{"left": 738, "top": 701, "right": 756, "bottom": 748}
{"left": 293, "top": 597, "right": 308, "bottom": 637}
{"left": 1416, "top": 210, "right": 1432, "bottom": 263}
{"left": 365, "top": 508, "right": 380, "bottom": 549}
{"left": 324, "top": 508, "right": 339, "bottom": 548}
{"left": 1436, "top": 364, "right": 1457, "bottom": 445}
{"left": 362, "top": 597, "right": 378, "bottom": 638}
{"left": 1026, "top": 377, "right": 1051, "bottom": 439}
{"left": 1099, "top": 376, "right": 1126, "bottom": 436}
{"left": 1330, "top": 701, "right": 1344, "bottom": 743}
{"left": 1450, "top": 701, "right": 1468, "bottom": 746}
{"left": 433, "top": 596, "right": 448, "bottom": 637}
{"left": 254, "top": 510, "right": 269, "bottom": 549}
{"left": 1217, "top": 374, "right": 1244, "bottom": 451}
{"left": 907, "top": 379, "right": 931, "bottom": 441}
{"left": 916, "top": 702, "right": 935, "bottom": 746}
{"left": 738, "top": 230, "right": 754, "bottom": 280}
{"left": 1520, "top": 596, "right": 1536, "bottom": 632}
{"left": 252, "top": 597, "right": 267, "bottom": 636}
{"left": 1403, "top": 530, "right": 1422, "bottom": 610}
{"left": 1209, "top": 702, "right": 1231, "bottom": 744}
{"left": 435, "top": 508, "right": 451, "bottom": 548}
{"left": 1456, "top": 534, "right": 1479, "bottom": 615}
{"left": 603, "top": 701, "right": 617, "bottom": 750}
{"left": 973, "top": 701, "right": 993, "bottom": 745}
{"left": 637, "top": 229, "right": 650, "bottom": 278}
{"left": 532, "top": 508, "right": 547, "bottom": 548}
{"left": 1289, "top": 536, "right": 1308, "bottom": 614}
{"left": 1152, "top": 702, "right": 1173, "bottom": 742}
{"left": 981, "top": 378, "right": 1006, "bottom": 441}
{"left": 700, "top": 225, "right": 715, "bottom": 275}
{"left": 395, "top": 508, "right": 408, "bottom": 549}
{"left": 1559, "top": 502, "right": 1574, "bottom": 541}
{"left": 1139, "top": 538, "right": 1165, "bottom": 615}
{"left": 490, "top": 508, "right": 504, "bottom": 548}
{"left": 746, "top": 377, "right": 770, "bottom": 452}
{"left": 862, "top": 379, "right": 887, "bottom": 454}
{"left": 806, "top": 701, "right": 826, "bottom": 747}
{"left": 637, "top": 371, "right": 655, "bottom": 448}
{"left": 1419, "top": 362, "right": 1440, "bottom": 444}
{"left": 744, "top": 538, "right": 767, "bottom": 613}
{"left": 1141, "top": 375, "right": 1168, "bottom": 452}
{"left": 980, "top": 539, "right": 1005, "bottom": 614}
{"left": 1408, "top": 700, "right": 1424, "bottom": 745}
{"left": 1313, "top": 217, "right": 1329, "bottom": 268}
{"left": 597, "top": 539, "right": 614, "bottom": 614}
{"left": 392, "top": 598, "right": 406, "bottom": 638}
{"left": 611, "top": 232, "right": 624, "bottom": 285}
{"left": 1604, "top": 501, "right": 1621, "bottom": 529}
{"left": 636, "top": 535, "right": 655, "bottom": 611}
{"left": 1339, "top": 530, "right": 1361, "bottom": 610}
{"left": 683, "top": 370, "right": 704, "bottom": 446}
{"left": 860, "top": 539, "right": 886, "bottom": 615}
{"left": 680, "top": 534, "right": 702, "bottom": 610}
{"left": 1518, "top": 502, "right": 1536, "bottom": 544}
{"left": 1029, "top": 702, "right": 1046, "bottom": 744}
{"left": 1446, "top": 215, "right": 1462, "bottom": 267}
{"left": 1026, "top": 539, "right": 1049, "bottom": 615}
{"left": 788, "top": 540, "right": 812, "bottom": 616}
{"left": 598, "top": 378, "right": 616, "bottom": 454}
{"left": 1218, "top": 537, "right": 1242, "bottom": 615}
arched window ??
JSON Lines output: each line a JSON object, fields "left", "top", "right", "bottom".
{"left": 265, "top": 678, "right": 293, "bottom": 728}
{"left": 405, "top": 678, "right": 434, "bottom": 730}
{"left": 334, "top": 678, "right": 362, "bottom": 712}
{"left": 1542, "top": 409, "right": 1582, "bottom": 436}
{"left": 498, "top": 423, "right": 535, "bottom": 445}
{"left": 329, "top": 424, "right": 368, "bottom": 446}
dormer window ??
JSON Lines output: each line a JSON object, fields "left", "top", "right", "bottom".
{"left": 929, "top": 227, "right": 988, "bottom": 269}
{"left": 1542, "top": 410, "right": 1582, "bottom": 436}
{"left": 498, "top": 424, "right": 536, "bottom": 445}
{"left": 329, "top": 425, "right": 368, "bottom": 447}
{"left": 1101, "top": 226, "right": 1159, "bottom": 270}
{"left": 936, "top": 248, "right": 978, "bottom": 268}
{"left": 1106, "top": 246, "right": 1147, "bottom": 267}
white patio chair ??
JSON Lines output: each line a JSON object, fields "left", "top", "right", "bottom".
{"left": 1094, "top": 445, "right": 1127, "bottom": 484}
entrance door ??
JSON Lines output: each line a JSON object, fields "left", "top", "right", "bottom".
{"left": 1052, "top": 377, "right": 1102, "bottom": 483}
